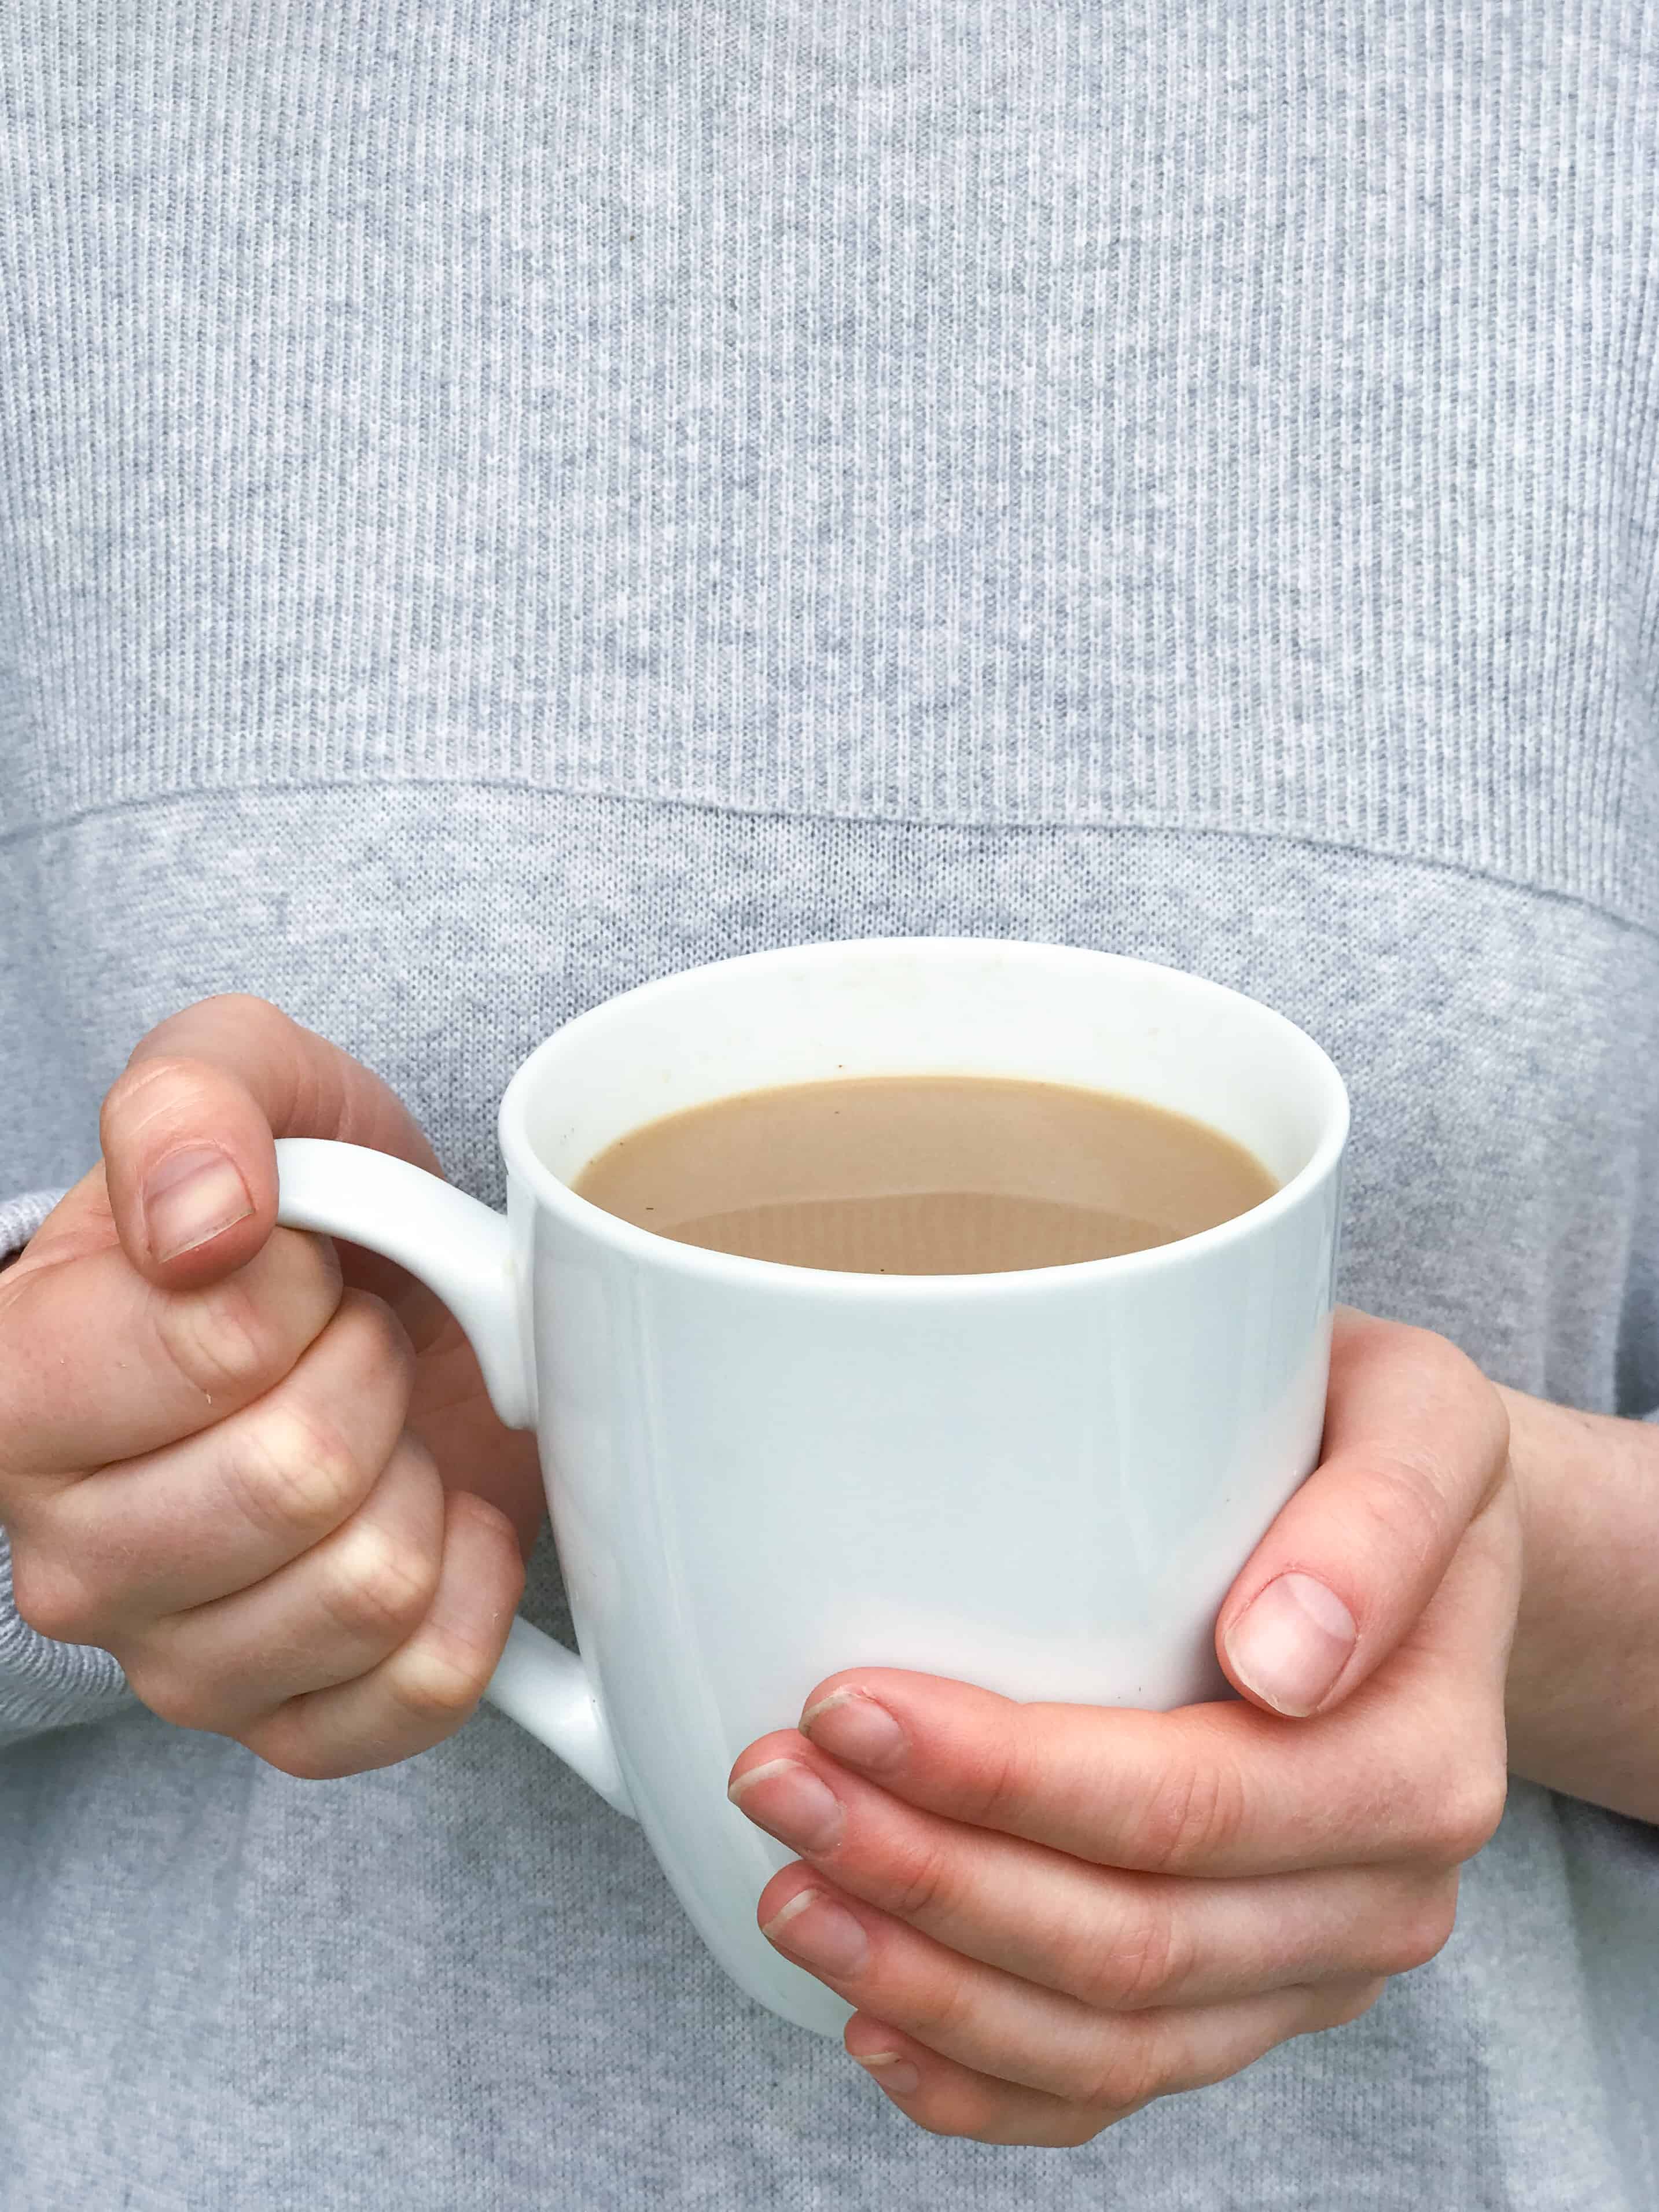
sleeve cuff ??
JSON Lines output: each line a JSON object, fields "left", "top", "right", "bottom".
{"left": 0, "top": 1187, "right": 65, "bottom": 1265}
{"left": 0, "top": 1534, "right": 131, "bottom": 1744}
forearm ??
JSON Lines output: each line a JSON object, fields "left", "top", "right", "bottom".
{"left": 1500, "top": 1386, "right": 1659, "bottom": 1823}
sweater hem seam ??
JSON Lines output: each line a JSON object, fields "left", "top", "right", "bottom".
{"left": 5, "top": 774, "right": 1657, "bottom": 943}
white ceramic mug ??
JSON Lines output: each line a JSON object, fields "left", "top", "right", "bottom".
{"left": 274, "top": 937, "right": 1348, "bottom": 2038}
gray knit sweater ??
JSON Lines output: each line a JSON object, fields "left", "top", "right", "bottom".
{"left": 2, "top": 4, "right": 1657, "bottom": 2206}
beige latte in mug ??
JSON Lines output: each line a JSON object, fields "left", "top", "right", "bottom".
{"left": 573, "top": 1074, "right": 1278, "bottom": 1275}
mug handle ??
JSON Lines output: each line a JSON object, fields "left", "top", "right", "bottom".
{"left": 273, "top": 1138, "right": 635, "bottom": 1819}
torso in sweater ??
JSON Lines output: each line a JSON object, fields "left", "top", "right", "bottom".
{"left": 1, "top": 4, "right": 1657, "bottom": 2207}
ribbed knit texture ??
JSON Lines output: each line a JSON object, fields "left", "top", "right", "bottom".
{"left": 0, "top": 1191, "right": 57, "bottom": 1267}
{"left": 2, "top": 5, "right": 1658, "bottom": 2208}
{"left": 0, "top": 1532, "right": 129, "bottom": 1750}
{"left": 3, "top": 4, "right": 1658, "bottom": 914}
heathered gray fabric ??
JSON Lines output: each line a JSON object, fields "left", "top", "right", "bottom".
{"left": 2, "top": 3, "right": 1658, "bottom": 2207}
{"left": 4, "top": 803, "right": 1659, "bottom": 2212}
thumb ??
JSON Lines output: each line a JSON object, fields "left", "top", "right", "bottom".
{"left": 97, "top": 993, "right": 438, "bottom": 1291}
{"left": 1213, "top": 1308, "right": 1511, "bottom": 1718}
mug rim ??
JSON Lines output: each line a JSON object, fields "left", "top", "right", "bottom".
{"left": 496, "top": 937, "right": 1350, "bottom": 1301}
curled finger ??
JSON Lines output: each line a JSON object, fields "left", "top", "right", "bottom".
{"left": 241, "top": 1489, "right": 525, "bottom": 1779}
{"left": 123, "top": 1429, "right": 446, "bottom": 1731}
{"left": 840, "top": 1971, "right": 1382, "bottom": 2145}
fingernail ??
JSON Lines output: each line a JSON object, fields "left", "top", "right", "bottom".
{"left": 760, "top": 1887, "right": 870, "bottom": 1976}
{"left": 799, "top": 1690, "right": 906, "bottom": 1773}
{"left": 144, "top": 1148, "right": 254, "bottom": 1262}
{"left": 1224, "top": 1573, "right": 1358, "bottom": 1716}
{"left": 727, "top": 1758, "right": 844, "bottom": 1854}
{"left": 855, "top": 2052, "right": 921, "bottom": 2095}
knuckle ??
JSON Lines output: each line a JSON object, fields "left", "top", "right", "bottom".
{"left": 381, "top": 1632, "right": 492, "bottom": 1729}
{"left": 1379, "top": 1317, "right": 1484, "bottom": 1403}
{"left": 1124, "top": 1750, "right": 1245, "bottom": 1875}
{"left": 1347, "top": 1359, "right": 1509, "bottom": 1548}
{"left": 263, "top": 1747, "right": 337, "bottom": 1783}
{"left": 956, "top": 1734, "right": 1035, "bottom": 1834}
{"left": 1429, "top": 1769, "right": 1508, "bottom": 1863}
{"left": 881, "top": 1835, "right": 955, "bottom": 1923}
{"left": 1079, "top": 1893, "right": 1186, "bottom": 2011}
{"left": 267, "top": 1222, "right": 345, "bottom": 1311}
{"left": 1319, "top": 1976, "right": 1388, "bottom": 2030}
{"left": 125, "top": 1658, "right": 216, "bottom": 1735}
{"left": 904, "top": 2087, "right": 1000, "bottom": 2144}
{"left": 156, "top": 1276, "right": 281, "bottom": 1403}
{"left": 1049, "top": 2108, "right": 1120, "bottom": 2147}
{"left": 1386, "top": 1882, "right": 1460, "bottom": 1973}
{"left": 320, "top": 1525, "right": 439, "bottom": 1646}
{"left": 238, "top": 1717, "right": 350, "bottom": 1782}
{"left": 227, "top": 1403, "right": 366, "bottom": 1540}
{"left": 337, "top": 1291, "right": 415, "bottom": 1391}
{"left": 894, "top": 1968, "right": 982, "bottom": 2051}
{"left": 1077, "top": 2034, "right": 1164, "bottom": 2116}
{"left": 1430, "top": 1333, "right": 1513, "bottom": 1471}
{"left": 1353, "top": 1450, "right": 1454, "bottom": 1578}
{"left": 9, "top": 1547, "right": 105, "bottom": 1647}
{"left": 914, "top": 2111, "right": 984, "bottom": 2143}
{"left": 1429, "top": 1326, "right": 1501, "bottom": 1411}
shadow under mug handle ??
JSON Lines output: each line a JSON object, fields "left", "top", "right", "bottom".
{"left": 273, "top": 1138, "right": 635, "bottom": 1819}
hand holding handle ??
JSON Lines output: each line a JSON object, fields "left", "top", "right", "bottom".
{"left": 274, "top": 1139, "right": 634, "bottom": 1817}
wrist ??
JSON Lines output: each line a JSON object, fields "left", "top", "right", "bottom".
{"left": 1492, "top": 1383, "right": 1542, "bottom": 1584}
{"left": 1495, "top": 1383, "right": 1659, "bottom": 1822}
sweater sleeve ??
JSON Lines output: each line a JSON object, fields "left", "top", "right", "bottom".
{"left": 0, "top": 1189, "right": 134, "bottom": 1748}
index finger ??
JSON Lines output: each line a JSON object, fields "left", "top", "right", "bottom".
{"left": 0, "top": 1211, "right": 342, "bottom": 1481}
{"left": 795, "top": 1506, "right": 1515, "bottom": 1876}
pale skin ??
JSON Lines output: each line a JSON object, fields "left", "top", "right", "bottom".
{"left": 2, "top": 996, "right": 1657, "bottom": 2147}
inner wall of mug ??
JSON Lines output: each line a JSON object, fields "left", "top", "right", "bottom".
{"left": 510, "top": 940, "right": 1343, "bottom": 1193}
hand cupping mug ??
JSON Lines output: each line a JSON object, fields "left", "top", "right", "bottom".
{"left": 274, "top": 937, "right": 1349, "bottom": 2038}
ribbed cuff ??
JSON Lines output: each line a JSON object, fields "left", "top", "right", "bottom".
{"left": 0, "top": 1188, "right": 133, "bottom": 1745}
{"left": 0, "top": 1187, "right": 64, "bottom": 1264}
